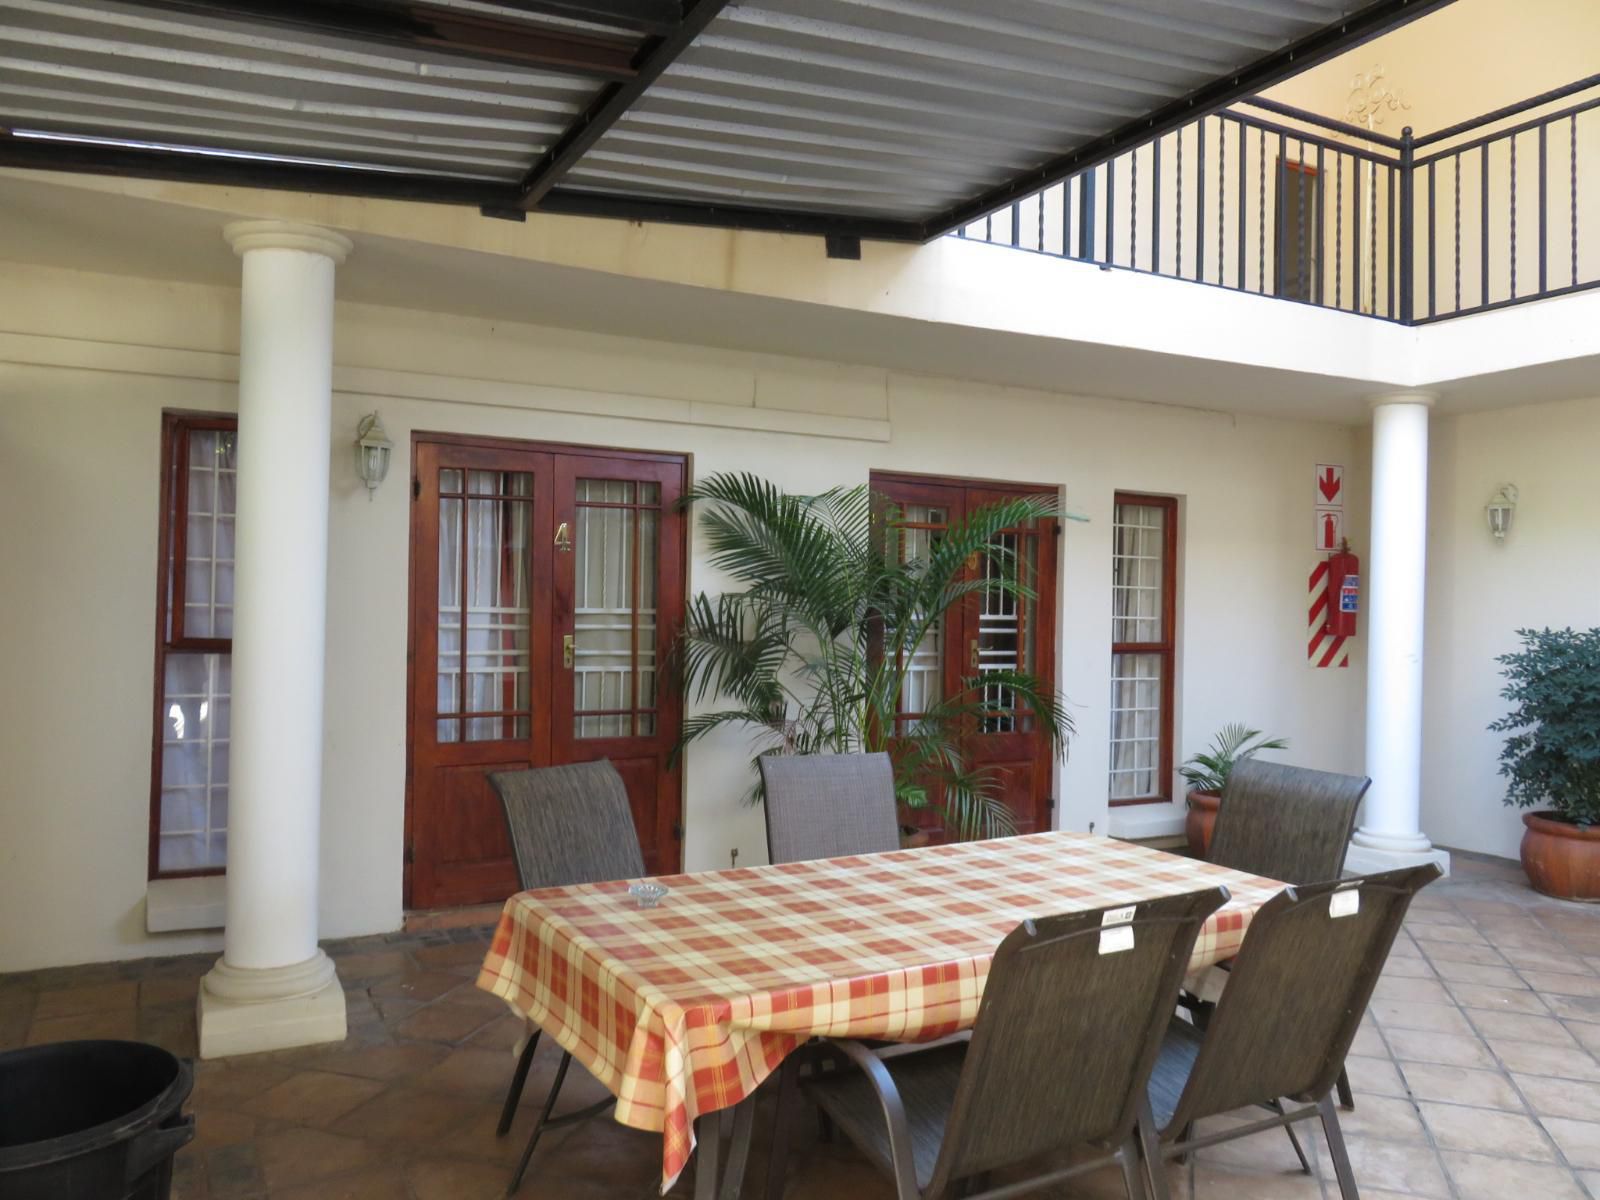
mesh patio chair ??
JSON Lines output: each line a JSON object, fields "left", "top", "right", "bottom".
{"left": 1139, "top": 866, "right": 1442, "bottom": 1200}
{"left": 486, "top": 760, "right": 647, "bottom": 1195}
{"left": 1201, "top": 757, "right": 1370, "bottom": 1111}
{"left": 759, "top": 752, "right": 902, "bottom": 864}
{"left": 767, "top": 887, "right": 1231, "bottom": 1200}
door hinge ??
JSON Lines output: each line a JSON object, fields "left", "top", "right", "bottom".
{"left": 411, "top": 477, "right": 421, "bottom": 500}
{"left": 672, "top": 822, "right": 684, "bottom": 841}
{"left": 1048, "top": 796, "right": 1057, "bottom": 812}
{"left": 403, "top": 844, "right": 415, "bottom": 865}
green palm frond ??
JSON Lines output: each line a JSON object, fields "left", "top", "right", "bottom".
{"left": 1178, "top": 723, "right": 1289, "bottom": 793}
{"left": 674, "top": 474, "right": 1071, "bottom": 837}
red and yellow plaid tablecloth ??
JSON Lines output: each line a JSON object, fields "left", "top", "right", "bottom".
{"left": 476, "top": 830, "right": 1284, "bottom": 1191}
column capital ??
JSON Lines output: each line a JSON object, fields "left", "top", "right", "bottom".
{"left": 224, "top": 220, "right": 353, "bottom": 263}
{"left": 1366, "top": 390, "right": 1437, "bottom": 411}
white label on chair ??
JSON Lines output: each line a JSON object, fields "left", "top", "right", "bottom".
{"left": 1329, "top": 888, "right": 1361, "bottom": 919}
{"left": 1102, "top": 905, "right": 1136, "bottom": 927}
{"left": 1099, "top": 925, "right": 1135, "bottom": 955}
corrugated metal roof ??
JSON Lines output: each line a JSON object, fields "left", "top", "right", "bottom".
{"left": 0, "top": 0, "right": 1453, "bottom": 236}
{"left": 561, "top": 0, "right": 1357, "bottom": 217}
{"left": 0, "top": 0, "right": 610, "bottom": 181}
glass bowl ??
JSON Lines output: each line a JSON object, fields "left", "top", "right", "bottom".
{"left": 627, "top": 880, "right": 669, "bottom": 909}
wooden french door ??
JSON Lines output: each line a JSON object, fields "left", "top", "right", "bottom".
{"left": 407, "top": 435, "right": 686, "bottom": 908}
{"left": 872, "top": 472, "right": 1059, "bottom": 838}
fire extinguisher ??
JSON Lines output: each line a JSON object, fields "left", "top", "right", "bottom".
{"left": 1323, "top": 539, "right": 1359, "bottom": 638}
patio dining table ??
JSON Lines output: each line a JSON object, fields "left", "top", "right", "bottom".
{"left": 475, "top": 829, "right": 1286, "bottom": 1198}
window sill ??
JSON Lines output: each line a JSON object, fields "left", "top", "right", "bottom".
{"left": 146, "top": 875, "right": 226, "bottom": 933}
{"left": 1107, "top": 801, "right": 1185, "bottom": 842}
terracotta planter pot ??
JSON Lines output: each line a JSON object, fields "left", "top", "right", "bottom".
{"left": 1520, "top": 811, "right": 1600, "bottom": 901}
{"left": 1185, "top": 790, "right": 1220, "bottom": 859}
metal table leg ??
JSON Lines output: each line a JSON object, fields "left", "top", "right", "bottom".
{"left": 694, "top": 1097, "right": 756, "bottom": 1200}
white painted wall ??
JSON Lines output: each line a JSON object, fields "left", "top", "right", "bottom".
{"left": 0, "top": 262, "right": 1363, "bottom": 971}
{"left": 1420, "top": 393, "right": 1600, "bottom": 859}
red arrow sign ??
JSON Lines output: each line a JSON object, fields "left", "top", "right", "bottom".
{"left": 1318, "top": 467, "right": 1342, "bottom": 503}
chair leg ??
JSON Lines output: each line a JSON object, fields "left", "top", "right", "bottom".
{"left": 496, "top": 1029, "right": 542, "bottom": 1137}
{"left": 1336, "top": 1064, "right": 1355, "bottom": 1110}
{"left": 1136, "top": 1099, "right": 1172, "bottom": 1200}
{"left": 1267, "top": 1099, "right": 1314, "bottom": 1175}
{"left": 1174, "top": 1121, "right": 1195, "bottom": 1166}
{"left": 506, "top": 1050, "right": 572, "bottom": 1196}
{"left": 765, "top": 1057, "right": 802, "bottom": 1200}
{"left": 1118, "top": 1137, "right": 1145, "bottom": 1200}
{"left": 1317, "top": 1094, "right": 1360, "bottom": 1200}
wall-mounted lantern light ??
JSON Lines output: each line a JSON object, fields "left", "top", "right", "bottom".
{"left": 1486, "top": 483, "right": 1518, "bottom": 541}
{"left": 354, "top": 412, "right": 392, "bottom": 499}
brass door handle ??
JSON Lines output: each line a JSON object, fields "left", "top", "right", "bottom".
{"left": 554, "top": 521, "right": 573, "bottom": 552}
{"left": 563, "top": 634, "right": 574, "bottom": 669}
{"left": 969, "top": 638, "right": 980, "bottom": 670}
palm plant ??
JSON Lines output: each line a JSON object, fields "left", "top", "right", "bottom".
{"left": 672, "top": 472, "right": 1071, "bottom": 840}
{"left": 1179, "top": 723, "right": 1289, "bottom": 796}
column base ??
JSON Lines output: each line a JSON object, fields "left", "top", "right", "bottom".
{"left": 1344, "top": 840, "right": 1452, "bottom": 878}
{"left": 197, "top": 950, "right": 346, "bottom": 1059}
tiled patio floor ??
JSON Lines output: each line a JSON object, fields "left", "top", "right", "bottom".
{"left": 4, "top": 852, "right": 1600, "bottom": 1199}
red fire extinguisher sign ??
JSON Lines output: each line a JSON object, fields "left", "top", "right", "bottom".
{"left": 1324, "top": 543, "right": 1359, "bottom": 638}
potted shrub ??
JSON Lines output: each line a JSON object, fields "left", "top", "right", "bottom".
{"left": 1490, "top": 627, "right": 1600, "bottom": 900}
{"left": 672, "top": 473, "right": 1071, "bottom": 843}
{"left": 1180, "top": 724, "right": 1289, "bottom": 857}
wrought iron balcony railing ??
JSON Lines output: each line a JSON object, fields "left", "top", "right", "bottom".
{"left": 954, "top": 76, "right": 1600, "bottom": 325}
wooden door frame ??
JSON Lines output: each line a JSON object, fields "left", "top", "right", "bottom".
{"left": 403, "top": 430, "right": 691, "bottom": 908}
{"left": 869, "top": 468, "right": 1065, "bottom": 835}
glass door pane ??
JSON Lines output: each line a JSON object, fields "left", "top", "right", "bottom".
{"left": 436, "top": 468, "right": 534, "bottom": 743}
{"left": 893, "top": 503, "right": 948, "bottom": 725}
{"left": 572, "top": 479, "right": 661, "bottom": 738}
{"left": 976, "top": 529, "right": 1039, "bottom": 733}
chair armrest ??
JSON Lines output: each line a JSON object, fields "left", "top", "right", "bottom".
{"left": 821, "top": 1038, "right": 921, "bottom": 1188}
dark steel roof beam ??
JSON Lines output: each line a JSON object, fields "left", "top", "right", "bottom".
{"left": 0, "top": 129, "right": 514, "bottom": 208}
{"left": 536, "top": 186, "right": 923, "bottom": 240}
{"left": 482, "top": 0, "right": 684, "bottom": 37}
{"left": 515, "top": 0, "right": 732, "bottom": 209}
{"left": 118, "top": 0, "right": 644, "bottom": 80}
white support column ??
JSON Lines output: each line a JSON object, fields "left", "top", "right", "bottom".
{"left": 198, "top": 221, "right": 353, "bottom": 1058}
{"left": 1346, "top": 393, "right": 1450, "bottom": 877}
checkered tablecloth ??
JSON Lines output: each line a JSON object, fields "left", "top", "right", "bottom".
{"left": 476, "top": 830, "right": 1284, "bottom": 1191}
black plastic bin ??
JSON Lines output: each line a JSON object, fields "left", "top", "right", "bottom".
{"left": 0, "top": 1040, "right": 195, "bottom": 1200}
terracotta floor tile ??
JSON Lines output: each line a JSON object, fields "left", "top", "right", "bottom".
{"left": 1545, "top": 993, "right": 1600, "bottom": 1024}
{"left": 1399, "top": 1063, "right": 1525, "bottom": 1111}
{"left": 201, "top": 1141, "right": 266, "bottom": 1199}
{"left": 25, "top": 1008, "right": 138, "bottom": 1044}
{"left": 1341, "top": 1135, "right": 1451, "bottom": 1197}
{"left": 1382, "top": 956, "right": 1439, "bottom": 980}
{"left": 1540, "top": 1117, "right": 1600, "bottom": 1171}
{"left": 140, "top": 975, "right": 200, "bottom": 1007}
{"left": 314, "top": 1039, "right": 451, "bottom": 1081}
{"left": 1344, "top": 1053, "right": 1408, "bottom": 1098}
{"left": 253, "top": 1126, "right": 378, "bottom": 1190}
{"left": 1190, "top": 1161, "right": 1323, "bottom": 1198}
{"left": 1417, "top": 1100, "right": 1557, "bottom": 1160}
{"left": 1384, "top": 1027, "right": 1497, "bottom": 1069}
{"left": 269, "top": 1162, "right": 410, "bottom": 1200}
{"left": 1516, "top": 972, "right": 1600, "bottom": 998}
{"left": 1449, "top": 981, "right": 1551, "bottom": 1014}
{"left": 412, "top": 940, "right": 493, "bottom": 969}
{"left": 370, "top": 969, "right": 472, "bottom": 1003}
{"left": 333, "top": 1083, "right": 485, "bottom": 1144}
{"left": 1373, "top": 976, "right": 1456, "bottom": 1006}
{"left": 1334, "top": 1093, "right": 1428, "bottom": 1144}
{"left": 1469, "top": 1009, "right": 1582, "bottom": 1046}
{"left": 1370, "top": 998, "right": 1477, "bottom": 1036}
{"left": 393, "top": 998, "right": 499, "bottom": 1044}
{"left": 1420, "top": 941, "right": 1509, "bottom": 967}
{"left": 1487, "top": 1036, "right": 1600, "bottom": 1081}
{"left": 1441, "top": 1150, "right": 1590, "bottom": 1200}
{"left": 238, "top": 1069, "right": 386, "bottom": 1125}
{"left": 1513, "top": 1073, "right": 1600, "bottom": 1121}
{"left": 192, "top": 1061, "right": 296, "bottom": 1109}
{"left": 1429, "top": 959, "right": 1526, "bottom": 988}
{"left": 406, "top": 1154, "right": 516, "bottom": 1200}
{"left": 31, "top": 980, "right": 139, "bottom": 1020}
